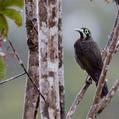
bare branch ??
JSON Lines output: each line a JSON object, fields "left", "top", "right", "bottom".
{"left": 0, "top": 72, "right": 25, "bottom": 85}
{"left": 66, "top": 77, "right": 92, "bottom": 119}
{"left": 87, "top": 8, "right": 119, "bottom": 119}
{"left": 97, "top": 78, "right": 119, "bottom": 113}
{"left": 7, "top": 39, "right": 46, "bottom": 103}
{"left": 84, "top": 78, "right": 119, "bottom": 119}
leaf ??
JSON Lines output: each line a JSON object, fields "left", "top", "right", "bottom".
{"left": 0, "top": 14, "right": 8, "bottom": 36}
{"left": 0, "top": 8, "right": 22, "bottom": 26}
{"left": 0, "top": 55, "right": 6, "bottom": 80}
{"left": 0, "top": 0, "right": 24, "bottom": 9}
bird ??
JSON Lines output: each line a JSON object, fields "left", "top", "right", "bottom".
{"left": 74, "top": 27, "right": 108, "bottom": 97}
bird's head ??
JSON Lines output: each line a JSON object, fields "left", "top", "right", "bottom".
{"left": 75, "top": 27, "right": 91, "bottom": 41}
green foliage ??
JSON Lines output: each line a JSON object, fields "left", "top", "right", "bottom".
{"left": 0, "top": 0, "right": 24, "bottom": 37}
{"left": 0, "top": 15, "right": 8, "bottom": 36}
{"left": 0, "top": 0, "right": 24, "bottom": 9}
{"left": 0, "top": 0, "right": 24, "bottom": 79}
{"left": 0, "top": 8, "right": 22, "bottom": 26}
{"left": 0, "top": 55, "right": 6, "bottom": 80}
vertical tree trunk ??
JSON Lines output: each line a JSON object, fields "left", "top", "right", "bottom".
{"left": 38, "top": 0, "right": 64, "bottom": 119}
{"left": 23, "top": 0, "right": 39, "bottom": 119}
{"left": 23, "top": 0, "right": 64, "bottom": 119}
{"left": 58, "top": 1, "right": 65, "bottom": 118}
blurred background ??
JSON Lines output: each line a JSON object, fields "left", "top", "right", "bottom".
{"left": 0, "top": 0, "right": 119, "bottom": 119}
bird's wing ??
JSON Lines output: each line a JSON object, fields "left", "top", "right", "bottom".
{"left": 74, "top": 40, "right": 103, "bottom": 74}
{"left": 81, "top": 40, "right": 103, "bottom": 71}
{"left": 74, "top": 40, "right": 86, "bottom": 69}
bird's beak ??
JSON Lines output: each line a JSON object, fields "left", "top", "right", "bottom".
{"left": 74, "top": 29, "right": 83, "bottom": 34}
{"left": 74, "top": 29, "right": 84, "bottom": 39}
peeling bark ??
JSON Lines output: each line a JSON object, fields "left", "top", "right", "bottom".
{"left": 23, "top": 1, "right": 39, "bottom": 119}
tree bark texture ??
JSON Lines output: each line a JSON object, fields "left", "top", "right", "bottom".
{"left": 23, "top": 0, "right": 39, "bottom": 119}
{"left": 38, "top": 0, "right": 64, "bottom": 119}
{"left": 58, "top": 1, "right": 65, "bottom": 118}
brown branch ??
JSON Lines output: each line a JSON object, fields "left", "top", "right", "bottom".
{"left": 85, "top": 78, "right": 119, "bottom": 119}
{"left": 87, "top": 8, "right": 119, "bottom": 119}
{"left": 97, "top": 78, "right": 119, "bottom": 113}
{"left": 66, "top": 76, "right": 92, "bottom": 119}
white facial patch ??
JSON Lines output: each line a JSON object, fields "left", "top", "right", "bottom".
{"left": 75, "top": 28, "right": 87, "bottom": 39}
{"left": 80, "top": 29, "right": 86, "bottom": 39}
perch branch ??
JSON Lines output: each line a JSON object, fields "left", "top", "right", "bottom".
{"left": 97, "top": 78, "right": 119, "bottom": 113}
{"left": 87, "top": 8, "right": 119, "bottom": 119}
{"left": 85, "top": 78, "right": 119, "bottom": 119}
{"left": 66, "top": 76, "right": 92, "bottom": 119}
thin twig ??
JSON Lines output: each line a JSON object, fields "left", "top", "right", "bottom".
{"left": 7, "top": 39, "right": 47, "bottom": 103}
{"left": 86, "top": 8, "right": 119, "bottom": 119}
{"left": 66, "top": 76, "right": 92, "bottom": 119}
{"left": 0, "top": 72, "right": 25, "bottom": 85}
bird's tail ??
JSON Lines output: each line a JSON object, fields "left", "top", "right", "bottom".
{"left": 89, "top": 71, "right": 108, "bottom": 113}
{"left": 90, "top": 71, "right": 108, "bottom": 97}
{"left": 97, "top": 82, "right": 108, "bottom": 113}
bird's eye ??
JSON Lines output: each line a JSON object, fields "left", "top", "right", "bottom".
{"left": 84, "top": 29, "right": 89, "bottom": 34}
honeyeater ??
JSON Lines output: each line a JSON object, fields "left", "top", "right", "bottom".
{"left": 74, "top": 27, "right": 108, "bottom": 97}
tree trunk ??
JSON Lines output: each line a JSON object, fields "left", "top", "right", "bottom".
{"left": 23, "top": 0, "right": 64, "bottom": 119}
{"left": 58, "top": 0, "right": 65, "bottom": 118}
{"left": 37, "top": 0, "right": 64, "bottom": 119}
{"left": 23, "top": 0, "right": 39, "bottom": 119}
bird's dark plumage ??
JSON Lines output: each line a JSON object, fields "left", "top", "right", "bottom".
{"left": 74, "top": 28, "right": 108, "bottom": 97}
